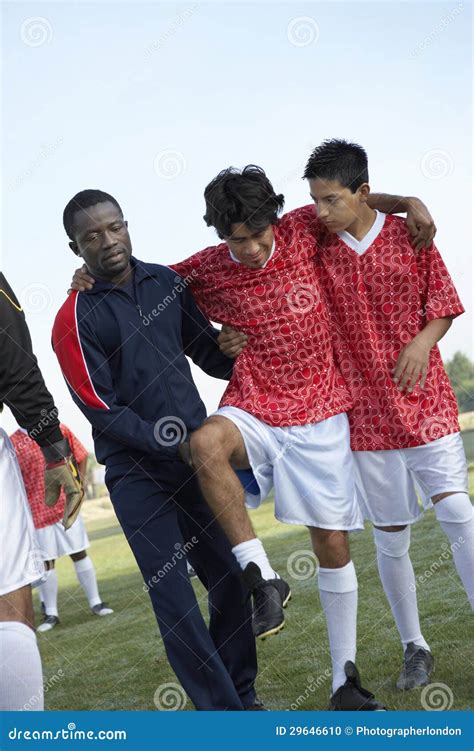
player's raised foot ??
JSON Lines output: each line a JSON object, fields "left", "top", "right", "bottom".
{"left": 91, "top": 602, "right": 114, "bottom": 617}
{"left": 396, "top": 643, "right": 433, "bottom": 690}
{"left": 242, "top": 562, "right": 291, "bottom": 640}
{"left": 329, "top": 661, "right": 387, "bottom": 711}
{"left": 37, "top": 615, "right": 60, "bottom": 633}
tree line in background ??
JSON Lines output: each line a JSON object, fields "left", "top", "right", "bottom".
{"left": 446, "top": 351, "right": 474, "bottom": 414}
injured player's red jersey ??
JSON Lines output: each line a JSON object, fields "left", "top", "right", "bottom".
{"left": 315, "top": 211, "right": 464, "bottom": 450}
{"left": 171, "top": 205, "right": 352, "bottom": 427}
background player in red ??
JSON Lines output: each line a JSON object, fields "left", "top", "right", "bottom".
{"left": 302, "top": 138, "right": 473, "bottom": 689}
{"left": 10, "top": 424, "right": 113, "bottom": 633}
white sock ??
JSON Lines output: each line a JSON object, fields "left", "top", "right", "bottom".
{"left": 0, "top": 622, "right": 43, "bottom": 710}
{"left": 231, "top": 539, "right": 278, "bottom": 580}
{"left": 74, "top": 556, "right": 101, "bottom": 608}
{"left": 318, "top": 561, "right": 358, "bottom": 694}
{"left": 39, "top": 569, "right": 58, "bottom": 617}
{"left": 373, "top": 527, "right": 430, "bottom": 652}
{"left": 434, "top": 493, "right": 474, "bottom": 609}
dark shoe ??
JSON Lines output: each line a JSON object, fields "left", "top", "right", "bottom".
{"left": 40, "top": 600, "right": 46, "bottom": 616}
{"left": 91, "top": 602, "right": 114, "bottom": 616}
{"left": 242, "top": 562, "right": 291, "bottom": 640}
{"left": 329, "top": 661, "right": 387, "bottom": 710}
{"left": 37, "top": 615, "right": 60, "bottom": 633}
{"left": 245, "top": 697, "right": 268, "bottom": 710}
{"left": 397, "top": 642, "right": 433, "bottom": 690}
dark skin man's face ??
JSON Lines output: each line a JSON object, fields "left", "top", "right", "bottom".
{"left": 69, "top": 201, "right": 132, "bottom": 283}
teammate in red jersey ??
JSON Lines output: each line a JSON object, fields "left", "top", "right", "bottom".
{"left": 302, "top": 138, "right": 472, "bottom": 690}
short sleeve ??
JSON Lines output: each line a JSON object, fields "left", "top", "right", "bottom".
{"left": 416, "top": 243, "right": 464, "bottom": 321}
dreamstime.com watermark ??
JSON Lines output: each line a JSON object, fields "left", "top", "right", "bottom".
{"left": 290, "top": 670, "right": 332, "bottom": 710}
{"left": 143, "top": 537, "right": 198, "bottom": 592}
{"left": 409, "top": 3, "right": 464, "bottom": 59}
{"left": 22, "top": 669, "right": 65, "bottom": 711}
{"left": 8, "top": 723, "right": 127, "bottom": 741}
{"left": 409, "top": 537, "right": 465, "bottom": 591}
{"left": 153, "top": 682, "right": 187, "bottom": 710}
{"left": 141, "top": 271, "right": 198, "bottom": 325}
{"left": 144, "top": 4, "right": 198, "bottom": 59}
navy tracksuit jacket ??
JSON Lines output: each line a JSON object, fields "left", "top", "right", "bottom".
{"left": 52, "top": 257, "right": 257, "bottom": 710}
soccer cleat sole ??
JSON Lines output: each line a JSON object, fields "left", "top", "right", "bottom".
{"left": 258, "top": 620, "right": 285, "bottom": 641}
{"left": 257, "top": 589, "right": 292, "bottom": 640}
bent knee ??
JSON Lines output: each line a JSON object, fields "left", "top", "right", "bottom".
{"left": 190, "top": 417, "right": 238, "bottom": 465}
{"left": 308, "top": 527, "right": 350, "bottom": 568}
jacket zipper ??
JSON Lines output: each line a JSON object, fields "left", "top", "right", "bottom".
{"left": 134, "top": 285, "right": 179, "bottom": 420}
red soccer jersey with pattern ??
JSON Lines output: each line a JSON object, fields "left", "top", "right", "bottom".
{"left": 10, "top": 423, "right": 88, "bottom": 528}
{"left": 315, "top": 212, "right": 464, "bottom": 451}
{"left": 171, "top": 205, "right": 352, "bottom": 427}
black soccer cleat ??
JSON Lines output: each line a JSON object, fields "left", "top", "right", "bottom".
{"left": 242, "top": 562, "right": 291, "bottom": 640}
{"left": 329, "top": 661, "right": 387, "bottom": 711}
{"left": 37, "top": 615, "right": 60, "bottom": 633}
{"left": 396, "top": 642, "right": 433, "bottom": 690}
{"left": 91, "top": 602, "right": 114, "bottom": 616}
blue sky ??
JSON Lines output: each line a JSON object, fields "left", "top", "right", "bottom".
{"left": 2, "top": 1, "right": 472, "bottom": 449}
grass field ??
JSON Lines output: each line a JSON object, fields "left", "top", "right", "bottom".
{"left": 35, "top": 470, "right": 474, "bottom": 712}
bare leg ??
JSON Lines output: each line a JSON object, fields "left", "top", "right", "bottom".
{"left": 70, "top": 550, "right": 87, "bottom": 562}
{"left": 0, "top": 585, "right": 35, "bottom": 630}
{"left": 190, "top": 416, "right": 256, "bottom": 547}
{"left": 308, "top": 528, "right": 350, "bottom": 568}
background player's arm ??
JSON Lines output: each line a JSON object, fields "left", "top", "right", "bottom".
{"left": 368, "top": 194, "right": 436, "bottom": 251}
{"left": 393, "top": 317, "right": 453, "bottom": 393}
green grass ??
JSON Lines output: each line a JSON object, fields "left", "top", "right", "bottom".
{"left": 36, "top": 478, "right": 473, "bottom": 712}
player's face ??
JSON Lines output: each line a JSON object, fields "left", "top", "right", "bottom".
{"left": 225, "top": 223, "right": 274, "bottom": 269}
{"left": 308, "top": 178, "right": 364, "bottom": 233}
{"left": 69, "top": 201, "right": 132, "bottom": 281}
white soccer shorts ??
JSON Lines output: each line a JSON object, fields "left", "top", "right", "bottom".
{"left": 35, "top": 514, "right": 90, "bottom": 561}
{"left": 0, "top": 429, "right": 45, "bottom": 596}
{"left": 353, "top": 432, "right": 469, "bottom": 526}
{"left": 213, "top": 407, "right": 363, "bottom": 531}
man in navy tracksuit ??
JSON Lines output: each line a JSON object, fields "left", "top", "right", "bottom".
{"left": 52, "top": 189, "right": 258, "bottom": 710}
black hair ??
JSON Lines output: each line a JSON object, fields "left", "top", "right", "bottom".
{"left": 203, "top": 165, "right": 285, "bottom": 239}
{"left": 303, "top": 139, "right": 369, "bottom": 192}
{"left": 63, "top": 189, "right": 123, "bottom": 240}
